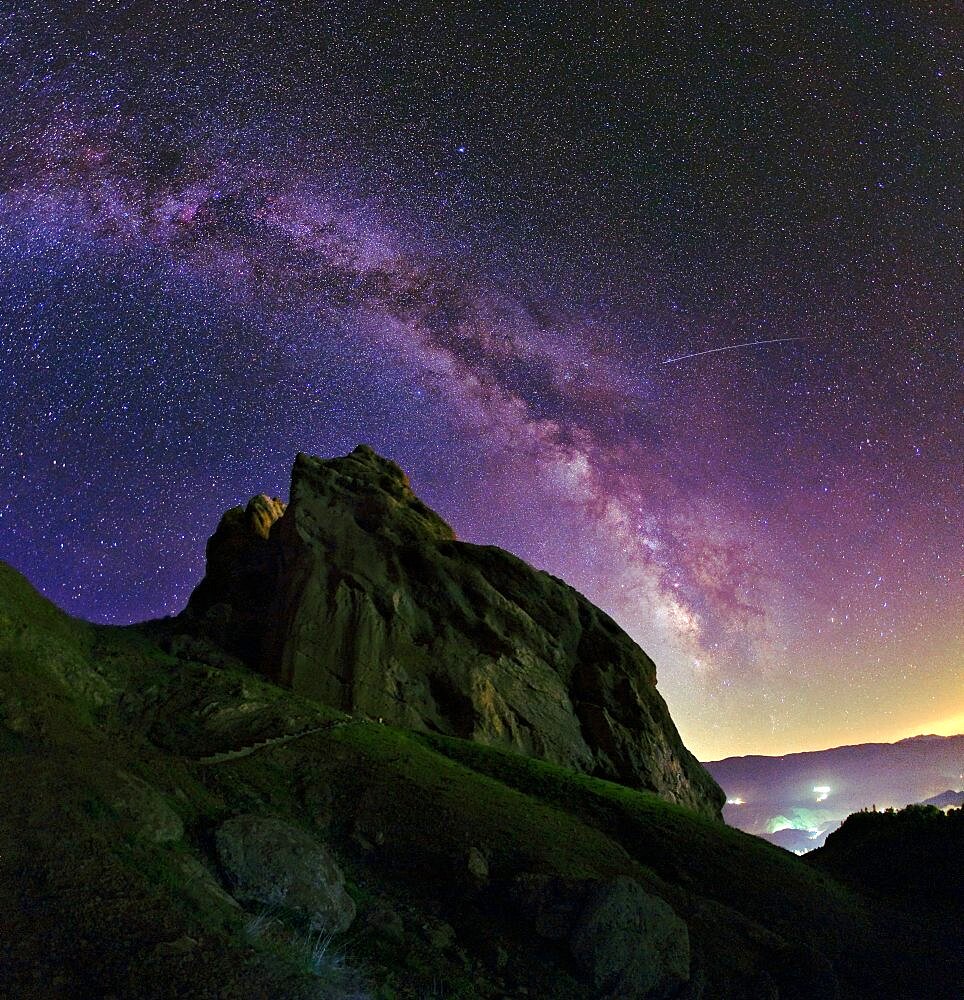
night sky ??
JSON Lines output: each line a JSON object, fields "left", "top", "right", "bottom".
{"left": 1, "top": 3, "right": 960, "bottom": 759}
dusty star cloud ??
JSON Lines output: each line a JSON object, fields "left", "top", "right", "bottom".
{"left": 0, "top": 3, "right": 959, "bottom": 758}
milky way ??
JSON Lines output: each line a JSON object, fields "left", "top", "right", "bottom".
{"left": 1, "top": 3, "right": 960, "bottom": 757}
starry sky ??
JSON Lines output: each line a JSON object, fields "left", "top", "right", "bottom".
{"left": 1, "top": 3, "right": 960, "bottom": 759}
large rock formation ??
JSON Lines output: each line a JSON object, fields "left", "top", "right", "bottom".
{"left": 177, "top": 446, "right": 724, "bottom": 819}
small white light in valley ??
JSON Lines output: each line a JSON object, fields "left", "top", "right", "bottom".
{"left": 726, "top": 797, "right": 745, "bottom": 805}
{"left": 813, "top": 785, "right": 831, "bottom": 802}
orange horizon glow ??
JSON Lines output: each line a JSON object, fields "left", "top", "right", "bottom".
{"left": 894, "top": 711, "right": 964, "bottom": 743}
{"left": 676, "top": 628, "right": 964, "bottom": 762}
{"left": 691, "top": 703, "right": 964, "bottom": 763}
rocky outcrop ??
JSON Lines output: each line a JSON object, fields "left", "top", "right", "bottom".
{"left": 215, "top": 815, "right": 355, "bottom": 932}
{"left": 177, "top": 446, "right": 724, "bottom": 819}
{"left": 183, "top": 493, "right": 286, "bottom": 669}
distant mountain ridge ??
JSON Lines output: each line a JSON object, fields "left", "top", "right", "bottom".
{"left": 921, "top": 789, "right": 964, "bottom": 809}
{"left": 704, "top": 734, "right": 964, "bottom": 852}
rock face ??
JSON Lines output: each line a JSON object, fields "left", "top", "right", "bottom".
{"left": 215, "top": 815, "right": 355, "bottom": 932}
{"left": 178, "top": 446, "right": 724, "bottom": 819}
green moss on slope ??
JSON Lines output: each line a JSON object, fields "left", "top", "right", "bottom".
{"left": 1, "top": 561, "right": 959, "bottom": 999}
{"left": 411, "top": 731, "right": 866, "bottom": 948}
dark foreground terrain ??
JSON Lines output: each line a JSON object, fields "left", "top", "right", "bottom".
{"left": 1, "top": 450, "right": 960, "bottom": 999}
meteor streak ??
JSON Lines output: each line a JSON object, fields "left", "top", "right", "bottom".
{"left": 661, "top": 336, "right": 804, "bottom": 365}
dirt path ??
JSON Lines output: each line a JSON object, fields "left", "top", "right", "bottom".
{"left": 194, "top": 718, "right": 354, "bottom": 765}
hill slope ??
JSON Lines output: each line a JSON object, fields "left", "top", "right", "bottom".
{"left": 3, "top": 557, "right": 962, "bottom": 998}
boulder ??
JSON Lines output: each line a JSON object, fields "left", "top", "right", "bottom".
{"left": 172, "top": 855, "right": 242, "bottom": 913}
{"left": 467, "top": 846, "right": 489, "bottom": 884}
{"left": 109, "top": 771, "right": 183, "bottom": 843}
{"left": 152, "top": 935, "right": 198, "bottom": 957}
{"left": 510, "top": 875, "right": 690, "bottom": 1000}
{"left": 214, "top": 815, "right": 355, "bottom": 933}
{"left": 178, "top": 446, "right": 724, "bottom": 818}
{"left": 570, "top": 877, "right": 690, "bottom": 1000}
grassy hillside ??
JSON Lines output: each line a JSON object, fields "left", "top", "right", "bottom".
{"left": 0, "top": 561, "right": 957, "bottom": 998}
